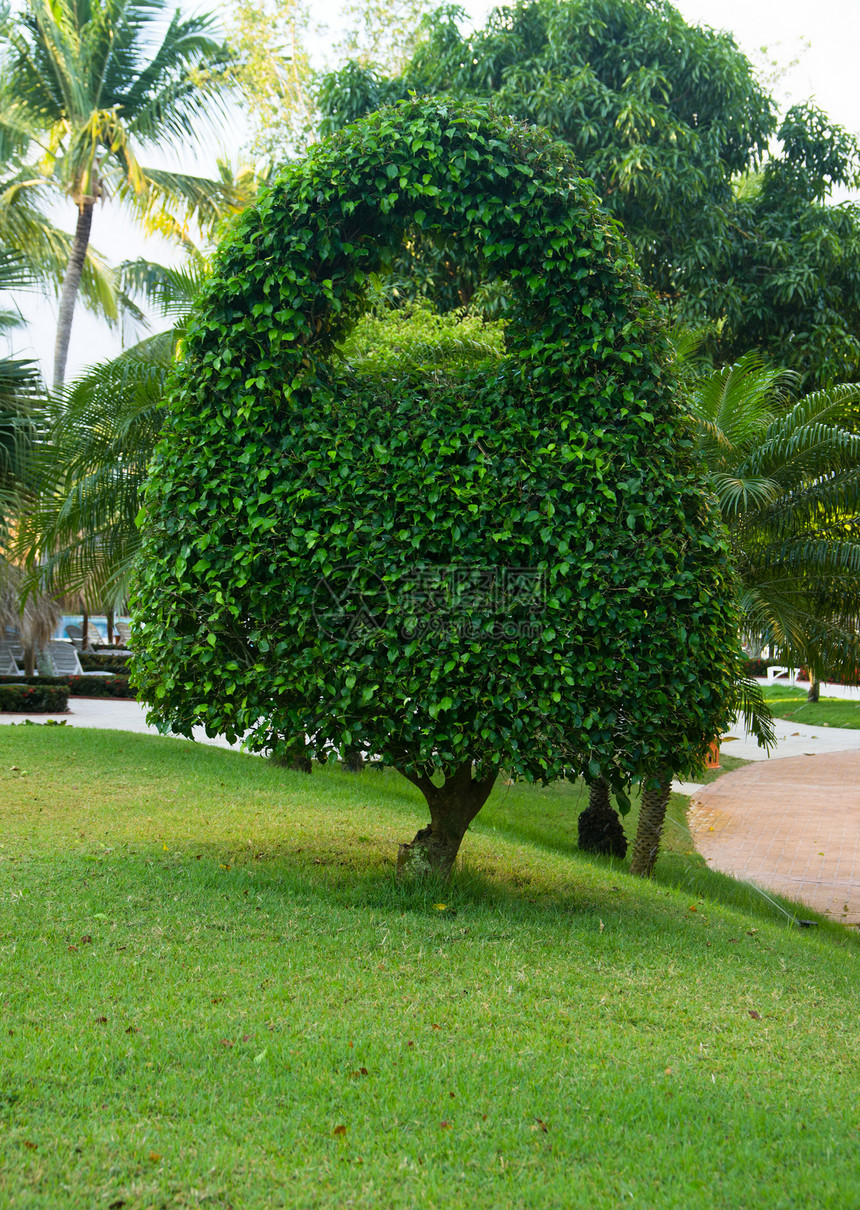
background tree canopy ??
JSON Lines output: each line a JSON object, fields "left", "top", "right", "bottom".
{"left": 132, "top": 98, "right": 754, "bottom": 873}
{"left": 319, "top": 0, "right": 860, "bottom": 388}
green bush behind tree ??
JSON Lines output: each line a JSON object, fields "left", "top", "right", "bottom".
{"left": 319, "top": 0, "right": 860, "bottom": 388}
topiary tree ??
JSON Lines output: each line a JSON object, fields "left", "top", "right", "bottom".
{"left": 132, "top": 97, "right": 750, "bottom": 878}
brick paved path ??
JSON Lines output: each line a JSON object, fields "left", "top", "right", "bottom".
{"left": 689, "top": 752, "right": 860, "bottom": 925}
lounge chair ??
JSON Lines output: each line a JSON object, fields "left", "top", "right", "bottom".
{"left": 38, "top": 640, "right": 85, "bottom": 676}
{"left": 65, "top": 624, "right": 91, "bottom": 650}
{"left": 115, "top": 621, "right": 132, "bottom": 646}
{"left": 0, "top": 640, "right": 21, "bottom": 675}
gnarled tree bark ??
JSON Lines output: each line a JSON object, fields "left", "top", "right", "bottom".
{"left": 397, "top": 760, "right": 497, "bottom": 880}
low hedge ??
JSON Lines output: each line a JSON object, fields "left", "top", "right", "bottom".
{"left": 0, "top": 683, "right": 69, "bottom": 712}
{"left": 0, "top": 675, "right": 135, "bottom": 699}
{"left": 78, "top": 653, "right": 131, "bottom": 674}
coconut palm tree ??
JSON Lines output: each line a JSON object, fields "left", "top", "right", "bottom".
{"left": 0, "top": 71, "right": 141, "bottom": 328}
{"left": 3, "top": 0, "right": 237, "bottom": 386}
{"left": 689, "top": 355, "right": 860, "bottom": 687}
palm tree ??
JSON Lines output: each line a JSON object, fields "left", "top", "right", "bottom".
{"left": 689, "top": 355, "right": 860, "bottom": 687}
{"left": 4, "top": 0, "right": 236, "bottom": 386}
{"left": 0, "top": 71, "right": 142, "bottom": 329}
{"left": 0, "top": 248, "right": 42, "bottom": 531}
{"left": 16, "top": 315, "right": 181, "bottom": 607}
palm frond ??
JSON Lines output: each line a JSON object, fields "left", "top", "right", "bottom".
{"left": 699, "top": 363, "right": 860, "bottom": 684}
{"left": 15, "top": 327, "right": 177, "bottom": 603}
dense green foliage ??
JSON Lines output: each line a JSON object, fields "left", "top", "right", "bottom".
{"left": 690, "top": 357, "right": 860, "bottom": 683}
{"left": 319, "top": 0, "right": 860, "bottom": 387}
{"left": 336, "top": 302, "right": 506, "bottom": 373}
{"left": 134, "top": 98, "right": 747, "bottom": 804}
{"left": 78, "top": 653, "right": 132, "bottom": 673}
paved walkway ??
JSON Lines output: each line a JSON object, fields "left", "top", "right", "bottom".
{"left": 3, "top": 696, "right": 859, "bottom": 924}
{"left": 0, "top": 697, "right": 240, "bottom": 749}
{"left": 689, "top": 753, "right": 860, "bottom": 925}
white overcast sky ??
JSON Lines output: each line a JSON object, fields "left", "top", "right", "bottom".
{"left": 17, "top": 0, "right": 860, "bottom": 383}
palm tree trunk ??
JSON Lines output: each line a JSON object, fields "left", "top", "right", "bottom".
{"left": 630, "top": 778, "right": 672, "bottom": 877}
{"left": 54, "top": 202, "right": 94, "bottom": 389}
{"left": 807, "top": 680, "right": 820, "bottom": 702}
{"left": 577, "top": 776, "right": 628, "bottom": 858}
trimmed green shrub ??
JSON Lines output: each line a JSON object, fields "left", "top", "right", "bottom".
{"left": 133, "top": 98, "right": 749, "bottom": 874}
{"left": 79, "top": 653, "right": 131, "bottom": 674}
{"left": 0, "top": 683, "right": 69, "bottom": 712}
{"left": 0, "top": 676, "right": 134, "bottom": 699}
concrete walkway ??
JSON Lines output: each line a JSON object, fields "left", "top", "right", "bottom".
{"left": 0, "top": 697, "right": 244, "bottom": 751}
{"left": 689, "top": 752, "right": 860, "bottom": 925}
{"left": 3, "top": 696, "right": 859, "bottom": 924}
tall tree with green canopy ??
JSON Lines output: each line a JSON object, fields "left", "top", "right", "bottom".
{"left": 132, "top": 98, "right": 760, "bottom": 878}
{"left": 3, "top": 0, "right": 237, "bottom": 387}
{"left": 319, "top": 0, "right": 860, "bottom": 387}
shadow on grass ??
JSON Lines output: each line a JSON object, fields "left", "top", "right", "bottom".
{"left": 3, "top": 724, "right": 855, "bottom": 949}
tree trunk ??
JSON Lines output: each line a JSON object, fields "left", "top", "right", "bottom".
{"left": 807, "top": 679, "right": 820, "bottom": 702}
{"left": 24, "top": 646, "right": 36, "bottom": 677}
{"left": 54, "top": 202, "right": 95, "bottom": 390}
{"left": 81, "top": 609, "right": 89, "bottom": 651}
{"left": 343, "top": 746, "right": 364, "bottom": 773}
{"left": 270, "top": 735, "right": 312, "bottom": 773}
{"left": 107, "top": 609, "right": 114, "bottom": 646}
{"left": 629, "top": 778, "right": 672, "bottom": 877}
{"left": 397, "top": 760, "right": 497, "bottom": 880}
{"left": 577, "top": 777, "right": 628, "bottom": 858}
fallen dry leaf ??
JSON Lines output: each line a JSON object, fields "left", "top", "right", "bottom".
{"left": 748, "top": 1010, "right": 762, "bottom": 1020}
{"left": 333, "top": 1124, "right": 347, "bottom": 1137}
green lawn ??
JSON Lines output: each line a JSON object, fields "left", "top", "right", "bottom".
{"left": 1, "top": 727, "right": 857, "bottom": 1208}
{"left": 760, "top": 683, "right": 860, "bottom": 728}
